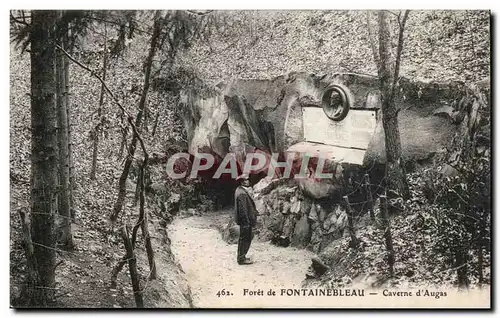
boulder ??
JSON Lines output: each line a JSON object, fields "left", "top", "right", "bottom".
{"left": 281, "top": 215, "right": 296, "bottom": 238}
{"left": 285, "top": 96, "right": 306, "bottom": 150}
{"left": 255, "top": 198, "right": 267, "bottom": 216}
{"left": 278, "top": 186, "right": 297, "bottom": 200}
{"left": 266, "top": 209, "right": 284, "bottom": 233}
{"left": 364, "top": 89, "right": 382, "bottom": 108}
{"left": 323, "top": 212, "right": 338, "bottom": 232}
{"left": 181, "top": 73, "right": 473, "bottom": 187}
{"left": 270, "top": 193, "right": 280, "bottom": 212}
{"left": 308, "top": 225, "right": 323, "bottom": 253}
{"left": 318, "top": 204, "right": 327, "bottom": 223}
{"left": 291, "top": 215, "right": 311, "bottom": 248}
{"left": 301, "top": 197, "right": 312, "bottom": 216}
{"left": 299, "top": 178, "right": 339, "bottom": 200}
{"left": 180, "top": 91, "right": 230, "bottom": 157}
{"left": 253, "top": 176, "right": 273, "bottom": 195}
{"left": 281, "top": 201, "right": 291, "bottom": 215}
{"left": 255, "top": 177, "right": 290, "bottom": 197}
{"left": 222, "top": 218, "right": 240, "bottom": 245}
{"left": 364, "top": 109, "right": 458, "bottom": 165}
{"left": 311, "top": 255, "right": 329, "bottom": 276}
{"left": 257, "top": 229, "right": 275, "bottom": 241}
{"left": 290, "top": 200, "right": 301, "bottom": 214}
{"left": 308, "top": 203, "right": 319, "bottom": 222}
{"left": 432, "top": 105, "right": 455, "bottom": 121}
{"left": 162, "top": 193, "right": 181, "bottom": 216}
{"left": 318, "top": 239, "right": 344, "bottom": 266}
{"left": 271, "top": 234, "right": 291, "bottom": 247}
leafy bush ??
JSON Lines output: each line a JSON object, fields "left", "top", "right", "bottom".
{"left": 404, "top": 86, "right": 490, "bottom": 286}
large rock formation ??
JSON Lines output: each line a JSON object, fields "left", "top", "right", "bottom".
{"left": 249, "top": 177, "right": 351, "bottom": 253}
{"left": 181, "top": 72, "right": 482, "bottom": 252}
{"left": 180, "top": 72, "right": 465, "bottom": 177}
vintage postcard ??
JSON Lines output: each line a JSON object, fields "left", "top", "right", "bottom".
{"left": 9, "top": 9, "right": 491, "bottom": 309}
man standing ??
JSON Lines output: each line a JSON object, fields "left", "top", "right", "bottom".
{"left": 234, "top": 174, "right": 258, "bottom": 265}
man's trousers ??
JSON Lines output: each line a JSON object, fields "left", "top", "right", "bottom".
{"left": 237, "top": 225, "right": 254, "bottom": 263}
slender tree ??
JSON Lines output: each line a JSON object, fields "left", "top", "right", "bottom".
{"left": 29, "top": 10, "right": 58, "bottom": 306}
{"left": 109, "top": 10, "right": 217, "bottom": 222}
{"left": 344, "top": 196, "right": 360, "bottom": 248}
{"left": 366, "top": 11, "right": 380, "bottom": 69}
{"left": 380, "top": 195, "right": 395, "bottom": 275}
{"left": 376, "top": 10, "right": 411, "bottom": 204}
{"left": 90, "top": 23, "right": 108, "bottom": 180}
{"left": 64, "top": 26, "right": 76, "bottom": 222}
{"left": 55, "top": 12, "right": 73, "bottom": 249}
{"left": 110, "top": 10, "right": 162, "bottom": 223}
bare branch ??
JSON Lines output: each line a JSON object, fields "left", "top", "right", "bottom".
{"left": 83, "top": 15, "right": 153, "bottom": 36}
{"left": 383, "top": 10, "right": 400, "bottom": 18}
{"left": 10, "top": 12, "right": 29, "bottom": 26}
{"left": 391, "top": 10, "right": 410, "bottom": 97}
{"left": 55, "top": 44, "right": 149, "bottom": 158}
{"left": 366, "top": 11, "right": 380, "bottom": 71}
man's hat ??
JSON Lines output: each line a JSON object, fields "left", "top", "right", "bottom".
{"left": 236, "top": 173, "right": 249, "bottom": 181}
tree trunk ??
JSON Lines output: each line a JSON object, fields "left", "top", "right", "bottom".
{"left": 29, "top": 10, "right": 58, "bottom": 306}
{"left": 110, "top": 160, "right": 157, "bottom": 285}
{"left": 55, "top": 14, "right": 73, "bottom": 249}
{"left": 110, "top": 11, "right": 162, "bottom": 223}
{"left": 364, "top": 174, "right": 375, "bottom": 221}
{"left": 151, "top": 111, "right": 160, "bottom": 137}
{"left": 377, "top": 10, "right": 410, "bottom": 205}
{"left": 118, "top": 127, "right": 127, "bottom": 160}
{"left": 133, "top": 167, "right": 141, "bottom": 206}
{"left": 120, "top": 226, "right": 144, "bottom": 307}
{"left": 139, "top": 158, "right": 156, "bottom": 279}
{"left": 380, "top": 195, "right": 395, "bottom": 275}
{"left": 366, "top": 11, "right": 380, "bottom": 69}
{"left": 343, "top": 195, "right": 360, "bottom": 249}
{"left": 63, "top": 28, "right": 76, "bottom": 222}
{"left": 477, "top": 244, "right": 483, "bottom": 287}
{"left": 110, "top": 254, "right": 128, "bottom": 289}
{"left": 90, "top": 24, "right": 108, "bottom": 180}
{"left": 474, "top": 206, "right": 487, "bottom": 288}
{"left": 17, "top": 210, "right": 40, "bottom": 307}
{"left": 455, "top": 247, "right": 469, "bottom": 290}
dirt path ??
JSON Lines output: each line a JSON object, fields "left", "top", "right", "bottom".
{"left": 168, "top": 211, "right": 315, "bottom": 308}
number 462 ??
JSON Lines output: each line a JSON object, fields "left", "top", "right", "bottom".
{"left": 216, "top": 289, "right": 232, "bottom": 297}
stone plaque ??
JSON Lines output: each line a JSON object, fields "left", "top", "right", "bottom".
{"left": 302, "top": 108, "right": 377, "bottom": 149}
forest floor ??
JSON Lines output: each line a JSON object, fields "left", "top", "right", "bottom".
{"left": 168, "top": 209, "right": 317, "bottom": 308}
{"left": 10, "top": 179, "right": 192, "bottom": 309}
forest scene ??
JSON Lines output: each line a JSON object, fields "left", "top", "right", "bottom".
{"left": 9, "top": 9, "right": 491, "bottom": 308}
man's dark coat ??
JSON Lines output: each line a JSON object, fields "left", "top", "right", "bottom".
{"left": 234, "top": 186, "right": 257, "bottom": 227}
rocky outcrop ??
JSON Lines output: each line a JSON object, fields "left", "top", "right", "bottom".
{"left": 180, "top": 73, "right": 320, "bottom": 163}
{"left": 222, "top": 218, "right": 240, "bottom": 244}
{"left": 206, "top": 75, "right": 489, "bottom": 256}
{"left": 363, "top": 109, "right": 459, "bottom": 165}
{"left": 252, "top": 178, "right": 349, "bottom": 253}
{"left": 180, "top": 72, "right": 468, "bottom": 176}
